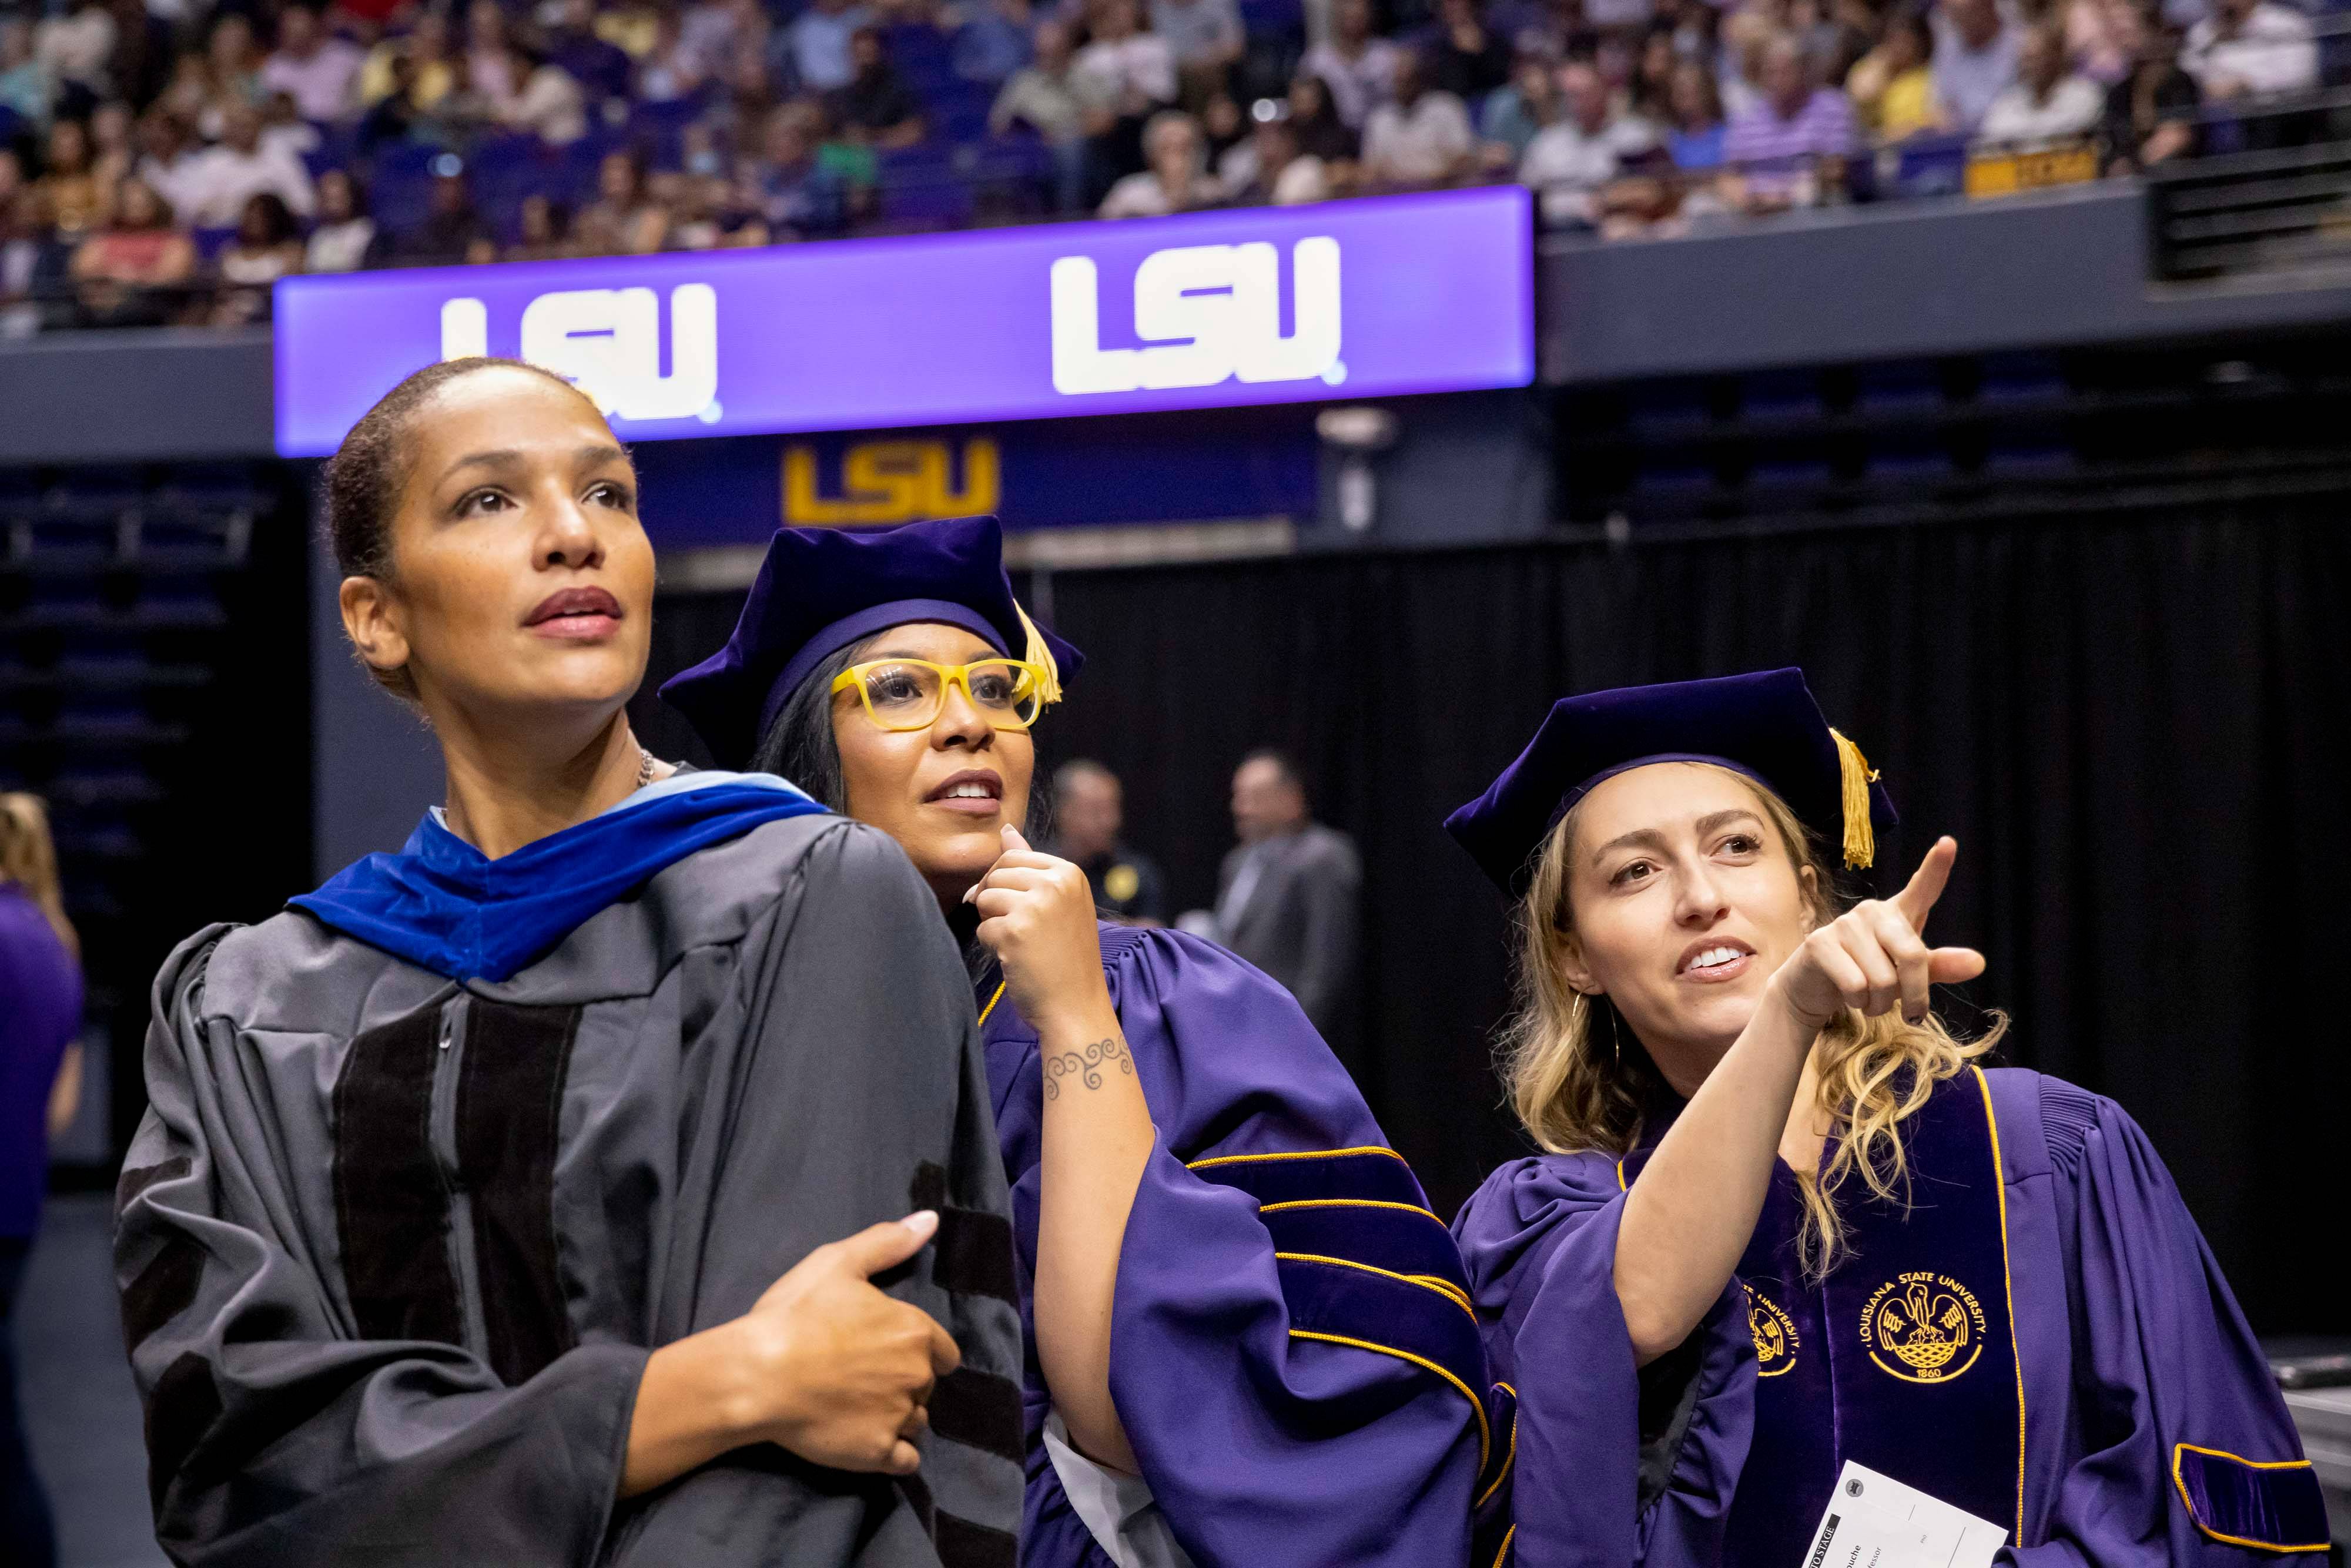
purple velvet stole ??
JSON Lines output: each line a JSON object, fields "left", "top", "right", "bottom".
{"left": 1623, "top": 1068, "right": 2022, "bottom": 1568}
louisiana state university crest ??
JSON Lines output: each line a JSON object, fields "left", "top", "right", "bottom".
{"left": 1744, "top": 1286, "right": 1800, "bottom": 1378}
{"left": 1859, "top": 1272, "right": 1987, "bottom": 1383}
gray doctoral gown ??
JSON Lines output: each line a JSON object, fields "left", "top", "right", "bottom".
{"left": 114, "top": 808, "right": 1024, "bottom": 1568}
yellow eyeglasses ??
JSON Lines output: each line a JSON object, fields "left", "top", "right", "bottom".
{"left": 830, "top": 657, "right": 1050, "bottom": 732}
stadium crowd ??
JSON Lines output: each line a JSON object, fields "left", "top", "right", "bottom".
{"left": 0, "top": 0, "right": 2336, "bottom": 326}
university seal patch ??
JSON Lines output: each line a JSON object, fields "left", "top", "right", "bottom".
{"left": 1859, "top": 1272, "right": 1987, "bottom": 1383}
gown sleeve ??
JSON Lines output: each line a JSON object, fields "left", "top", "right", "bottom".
{"left": 1094, "top": 930, "right": 1486, "bottom": 1568}
{"left": 2007, "top": 1083, "right": 2329, "bottom": 1567}
{"left": 1452, "top": 1154, "right": 1757, "bottom": 1568}
{"left": 115, "top": 928, "right": 649, "bottom": 1568}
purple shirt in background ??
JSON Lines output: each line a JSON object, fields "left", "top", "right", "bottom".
{"left": 1723, "top": 87, "right": 1858, "bottom": 166}
{"left": 0, "top": 886, "right": 81, "bottom": 1239}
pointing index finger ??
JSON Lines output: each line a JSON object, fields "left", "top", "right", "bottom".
{"left": 1891, "top": 836, "right": 1957, "bottom": 934}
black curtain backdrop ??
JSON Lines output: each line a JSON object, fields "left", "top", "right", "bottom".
{"left": 634, "top": 504, "right": 2351, "bottom": 1337}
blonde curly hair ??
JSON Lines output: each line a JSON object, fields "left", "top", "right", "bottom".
{"left": 1499, "top": 765, "right": 2001, "bottom": 1279}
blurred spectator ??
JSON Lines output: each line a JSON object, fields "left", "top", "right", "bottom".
{"left": 1213, "top": 751, "right": 1361, "bottom": 1048}
{"left": 87, "top": 99, "right": 133, "bottom": 189}
{"left": 201, "top": 12, "right": 266, "bottom": 135}
{"left": 1227, "top": 106, "right": 1332, "bottom": 199}
{"left": 953, "top": 0, "right": 1038, "bottom": 85}
{"left": 386, "top": 167, "right": 494, "bottom": 263}
{"left": 1425, "top": 0, "right": 1513, "bottom": 102}
{"left": 1287, "top": 71, "right": 1361, "bottom": 159}
{"left": 2067, "top": 0, "right": 2145, "bottom": 86}
{"left": 1979, "top": 24, "right": 2102, "bottom": 143}
{"left": 751, "top": 100, "right": 849, "bottom": 232}
{"left": 811, "top": 95, "right": 883, "bottom": 220}
{"left": 993, "top": 19, "right": 1091, "bottom": 208}
{"left": 1361, "top": 49, "right": 1475, "bottom": 186}
{"left": 1519, "top": 58, "right": 1657, "bottom": 222}
{"left": 784, "top": 0, "right": 877, "bottom": 92}
{"left": 1931, "top": 0, "right": 2021, "bottom": 133}
{"left": 829, "top": 26, "right": 926, "bottom": 147}
{"left": 1299, "top": 0, "right": 1401, "bottom": 126}
{"left": 1629, "top": 25, "right": 1679, "bottom": 122}
{"left": 183, "top": 100, "right": 315, "bottom": 226}
{"left": 102, "top": 0, "right": 176, "bottom": 111}
{"left": 2104, "top": 14, "right": 2199, "bottom": 167}
{"left": 0, "top": 16, "right": 52, "bottom": 128}
{"left": 491, "top": 41, "right": 590, "bottom": 142}
{"left": 462, "top": 0, "right": 524, "bottom": 114}
{"left": 1100, "top": 105, "right": 1223, "bottom": 211}
{"left": 69, "top": 174, "right": 192, "bottom": 325}
{"left": 680, "top": 0, "right": 766, "bottom": 84}
{"left": 505, "top": 190, "right": 576, "bottom": 257}
{"left": 35, "top": 118, "right": 108, "bottom": 242}
{"left": 1481, "top": 53, "right": 1562, "bottom": 163}
{"left": 260, "top": 89, "right": 323, "bottom": 158}
{"left": 575, "top": 146, "right": 661, "bottom": 251}
{"left": 1047, "top": 760, "right": 1169, "bottom": 926}
{"left": 2181, "top": 0, "right": 2315, "bottom": 100}
{"left": 1152, "top": 0, "right": 1246, "bottom": 108}
{"left": 1523, "top": 58, "right": 1655, "bottom": 206}
{"left": 305, "top": 167, "right": 377, "bottom": 270}
{"left": 359, "top": 7, "right": 457, "bottom": 111}
{"left": 1664, "top": 56, "right": 1727, "bottom": 166}
{"left": 132, "top": 108, "right": 202, "bottom": 220}
{"left": 1074, "top": 0, "right": 1179, "bottom": 192}
{"left": 35, "top": 0, "right": 115, "bottom": 108}
{"left": 1722, "top": 30, "right": 1855, "bottom": 207}
{"left": 638, "top": 8, "right": 707, "bottom": 100}
{"left": 210, "top": 189, "right": 303, "bottom": 324}
{"left": 263, "top": 2, "right": 364, "bottom": 123}
{"left": 0, "top": 165, "right": 42, "bottom": 338}
{"left": 544, "top": 0, "right": 635, "bottom": 100}
{"left": 597, "top": 0, "right": 668, "bottom": 60}
{"left": 1, "top": 794, "right": 85, "bottom": 1568}
{"left": 1847, "top": 6, "right": 1945, "bottom": 142}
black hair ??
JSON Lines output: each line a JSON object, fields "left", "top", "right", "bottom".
{"left": 319, "top": 355, "right": 595, "bottom": 693}
{"left": 749, "top": 638, "right": 867, "bottom": 811}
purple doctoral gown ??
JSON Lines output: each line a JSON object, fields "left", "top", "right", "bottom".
{"left": 1451, "top": 1067, "right": 2328, "bottom": 1567}
{"left": 982, "top": 924, "right": 1492, "bottom": 1568}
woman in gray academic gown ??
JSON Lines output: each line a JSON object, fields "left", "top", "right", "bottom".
{"left": 112, "top": 359, "right": 1024, "bottom": 1568}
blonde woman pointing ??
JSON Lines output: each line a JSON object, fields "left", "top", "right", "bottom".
{"left": 1448, "top": 669, "right": 2323, "bottom": 1567}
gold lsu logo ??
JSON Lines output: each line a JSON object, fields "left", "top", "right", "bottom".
{"left": 1744, "top": 1285, "right": 1799, "bottom": 1378}
{"left": 1860, "top": 1272, "right": 1987, "bottom": 1383}
{"left": 783, "top": 438, "right": 1001, "bottom": 527}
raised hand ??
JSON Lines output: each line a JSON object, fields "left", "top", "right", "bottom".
{"left": 736, "top": 1212, "right": 962, "bottom": 1475}
{"left": 965, "top": 825, "right": 1115, "bottom": 1035}
{"left": 1767, "top": 836, "right": 1986, "bottom": 1033}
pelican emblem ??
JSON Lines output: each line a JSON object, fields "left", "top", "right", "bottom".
{"left": 1861, "top": 1273, "right": 1987, "bottom": 1383}
{"left": 1743, "top": 1286, "right": 1800, "bottom": 1377}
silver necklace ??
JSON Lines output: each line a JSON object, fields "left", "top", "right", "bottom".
{"left": 637, "top": 746, "right": 659, "bottom": 788}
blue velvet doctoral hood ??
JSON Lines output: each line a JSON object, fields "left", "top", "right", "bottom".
{"left": 290, "top": 772, "right": 827, "bottom": 981}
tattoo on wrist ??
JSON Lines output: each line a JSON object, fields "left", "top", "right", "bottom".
{"left": 1043, "top": 1038, "right": 1133, "bottom": 1101}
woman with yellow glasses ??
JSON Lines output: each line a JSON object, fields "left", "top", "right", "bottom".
{"left": 664, "top": 515, "right": 1493, "bottom": 1568}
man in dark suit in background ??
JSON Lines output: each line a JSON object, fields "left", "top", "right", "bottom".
{"left": 1213, "top": 751, "right": 1362, "bottom": 1056}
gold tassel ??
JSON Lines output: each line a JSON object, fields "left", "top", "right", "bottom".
{"left": 1829, "top": 728, "right": 1878, "bottom": 870}
{"left": 1013, "top": 601, "right": 1064, "bottom": 708}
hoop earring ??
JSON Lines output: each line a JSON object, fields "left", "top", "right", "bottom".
{"left": 1606, "top": 999, "right": 1622, "bottom": 1066}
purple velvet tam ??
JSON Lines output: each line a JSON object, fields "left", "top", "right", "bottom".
{"left": 1445, "top": 667, "right": 1898, "bottom": 897}
{"left": 661, "top": 514, "right": 1084, "bottom": 772}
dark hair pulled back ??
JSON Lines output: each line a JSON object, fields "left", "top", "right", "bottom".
{"left": 320, "top": 356, "right": 592, "bottom": 697}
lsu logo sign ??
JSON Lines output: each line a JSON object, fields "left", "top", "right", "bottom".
{"left": 783, "top": 438, "right": 1001, "bottom": 527}
{"left": 1050, "top": 238, "right": 1342, "bottom": 397}
{"left": 438, "top": 284, "right": 718, "bottom": 423}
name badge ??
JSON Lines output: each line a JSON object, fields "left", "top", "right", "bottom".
{"left": 1803, "top": 1463, "right": 2007, "bottom": 1568}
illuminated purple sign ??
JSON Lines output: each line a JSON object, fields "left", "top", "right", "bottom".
{"left": 272, "top": 189, "right": 1533, "bottom": 457}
